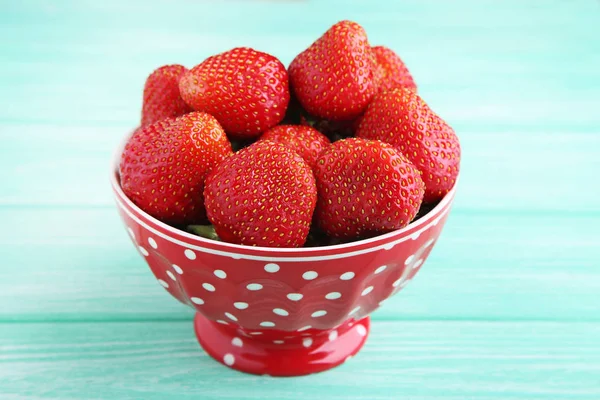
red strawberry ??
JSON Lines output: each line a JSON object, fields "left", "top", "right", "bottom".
{"left": 141, "top": 65, "right": 192, "bottom": 127}
{"left": 356, "top": 88, "right": 460, "bottom": 203}
{"left": 204, "top": 141, "right": 317, "bottom": 247}
{"left": 314, "top": 138, "right": 424, "bottom": 238}
{"left": 372, "top": 46, "right": 417, "bottom": 93}
{"left": 259, "top": 125, "right": 330, "bottom": 169}
{"left": 179, "top": 47, "right": 290, "bottom": 139}
{"left": 289, "top": 20, "right": 378, "bottom": 121}
{"left": 119, "top": 112, "right": 233, "bottom": 225}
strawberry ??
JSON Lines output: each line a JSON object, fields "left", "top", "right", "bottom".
{"left": 259, "top": 124, "right": 330, "bottom": 169}
{"left": 289, "top": 20, "right": 378, "bottom": 121}
{"left": 119, "top": 112, "right": 233, "bottom": 225}
{"left": 372, "top": 46, "right": 417, "bottom": 93}
{"left": 356, "top": 88, "right": 461, "bottom": 203}
{"left": 179, "top": 47, "right": 290, "bottom": 139}
{"left": 141, "top": 65, "right": 192, "bottom": 127}
{"left": 204, "top": 141, "right": 317, "bottom": 247}
{"left": 314, "top": 138, "right": 424, "bottom": 238}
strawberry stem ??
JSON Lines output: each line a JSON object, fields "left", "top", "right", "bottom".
{"left": 187, "top": 225, "right": 220, "bottom": 241}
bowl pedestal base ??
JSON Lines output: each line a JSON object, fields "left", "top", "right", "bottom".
{"left": 193, "top": 313, "right": 370, "bottom": 376}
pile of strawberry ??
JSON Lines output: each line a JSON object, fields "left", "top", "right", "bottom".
{"left": 119, "top": 20, "right": 461, "bottom": 248}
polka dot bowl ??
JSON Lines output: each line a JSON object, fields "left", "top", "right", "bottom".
{"left": 110, "top": 140, "right": 458, "bottom": 376}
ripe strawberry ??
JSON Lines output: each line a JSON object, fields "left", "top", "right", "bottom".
{"left": 204, "top": 141, "right": 317, "bottom": 247}
{"left": 314, "top": 138, "right": 424, "bottom": 238}
{"left": 356, "top": 88, "right": 461, "bottom": 203}
{"left": 141, "top": 65, "right": 192, "bottom": 127}
{"left": 289, "top": 20, "right": 378, "bottom": 121}
{"left": 179, "top": 47, "right": 290, "bottom": 139}
{"left": 259, "top": 125, "right": 330, "bottom": 169}
{"left": 372, "top": 46, "right": 417, "bottom": 93}
{"left": 119, "top": 112, "right": 233, "bottom": 225}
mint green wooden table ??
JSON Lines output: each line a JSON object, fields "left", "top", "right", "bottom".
{"left": 2, "top": 0, "right": 599, "bottom": 398}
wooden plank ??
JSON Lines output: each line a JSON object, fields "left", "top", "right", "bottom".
{"left": 1, "top": 320, "right": 599, "bottom": 399}
{"left": 1, "top": 0, "right": 598, "bottom": 126}
{"left": 2, "top": 126, "right": 599, "bottom": 212}
{"left": 2, "top": 208, "right": 598, "bottom": 322}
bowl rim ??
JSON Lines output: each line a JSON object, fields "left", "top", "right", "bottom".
{"left": 110, "top": 129, "right": 458, "bottom": 256}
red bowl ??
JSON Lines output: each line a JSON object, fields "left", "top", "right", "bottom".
{"left": 110, "top": 133, "right": 458, "bottom": 376}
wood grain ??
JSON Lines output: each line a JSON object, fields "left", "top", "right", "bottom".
{"left": 1, "top": 207, "right": 598, "bottom": 322}
{"left": 1, "top": 0, "right": 599, "bottom": 398}
{"left": 2, "top": 321, "right": 600, "bottom": 399}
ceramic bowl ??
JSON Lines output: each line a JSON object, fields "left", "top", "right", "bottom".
{"left": 110, "top": 134, "right": 457, "bottom": 376}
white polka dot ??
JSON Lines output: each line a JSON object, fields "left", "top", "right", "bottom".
{"left": 191, "top": 297, "right": 204, "bottom": 305}
{"left": 340, "top": 272, "right": 355, "bottom": 280}
{"left": 361, "top": 286, "right": 374, "bottom": 296}
{"left": 412, "top": 259, "right": 424, "bottom": 270}
{"left": 287, "top": 293, "right": 303, "bottom": 301}
{"left": 223, "top": 353, "right": 235, "bottom": 366}
{"left": 264, "top": 263, "right": 280, "bottom": 273}
{"left": 231, "top": 254, "right": 242, "bottom": 260}
{"left": 167, "top": 271, "right": 176, "bottom": 281}
{"left": 273, "top": 308, "right": 289, "bottom": 316}
{"left": 425, "top": 238, "right": 435, "bottom": 248}
{"left": 302, "top": 338, "right": 313, "bottom": 348}
{"left": 172, "top": 265, "right": 183, "bottom": 274}
{"left": 302, "top": 271, "right": 318, "bottom": 280}
{"left": 216, "top": 320, "right": 228, "bottom": 325}
{"left": 374, "top": 265, "right": 387, "bottom": 274}
{"left": 225, "top": 312, "right": 238, "bottom": 322}
{"left": 157, "top": 279, "right": 168, "bottom": 288}
{"left": 232, "top": 337, "right": 243, "bottom": 347}
{"left": 410, "top": 231, "right": 421, "bottom": 240}
{"left": 184, "top": 249, "right": 196, "bottom": 260}
{"left": 273, "top": 340, "right": 284, "bottom": 344}
{"left": 311, "top": 310, "right": 327, "bottom": 318}
{"left": 433, "top": 218, "right": 441, "bottom": 225}
{"left": 297, "top": 325, "right": 312, "bottom": 332}
{"left": 249, "top": 332, "right": 263, "bottom": 335}
{"left": 148, "top": 237, "right": 157, "bottom": 249}
{"left": 329, "top": 330, "right": 338, "bottom": 341}
{"left": 348, "top": 306, "right": 361, "bottom": 316}
{"left": 139, "top": 246, "right": 149, "bottom": 256}
{"left": 392, "top": 278, "right": 403, "bottom": 287}
{"left": 203, "top": 283, "right": 215, "bottom": 292}
{"left": 214, "top": 270, "right": 227, "bottom": 279}
{"left": 356, "top": 325, "right": 367, "bottom": 337}
{"left": 383, "top": 243, "right": 394, "bottom": 250}
{"left": 234, "top": 302, "right": 248, "bottom": 310}
{"left": 246, "top": 283, "right": 263, "bottom": 291}
{"left": 260, "top": 321, "right": 275, "bottom": 327}
{"left": 325, "top": 292, "right": 341, "bottom": 300}
{"left": 127, "top": 227, "right": 135, "bottom": 239}
{"left": 405, "top": 255, "right": 415, "bottom": 265}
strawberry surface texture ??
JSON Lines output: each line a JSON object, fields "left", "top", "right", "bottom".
{"left": 179, "top": 47, "right": 290, "bottom": 139}
{"left": 141, "top": 64, "right": 192, "bottom": 127}
{"left": 357, "top": 88, "right": 460, "bottom": 203}
{"left": 120, "top": 112, "right": 233, "bottom": 225}
{"left": 204, "top": 141, "right": 317, "bottom": 247}
{"left": 314, "top": 138, "right": 425, "bottom": 238}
